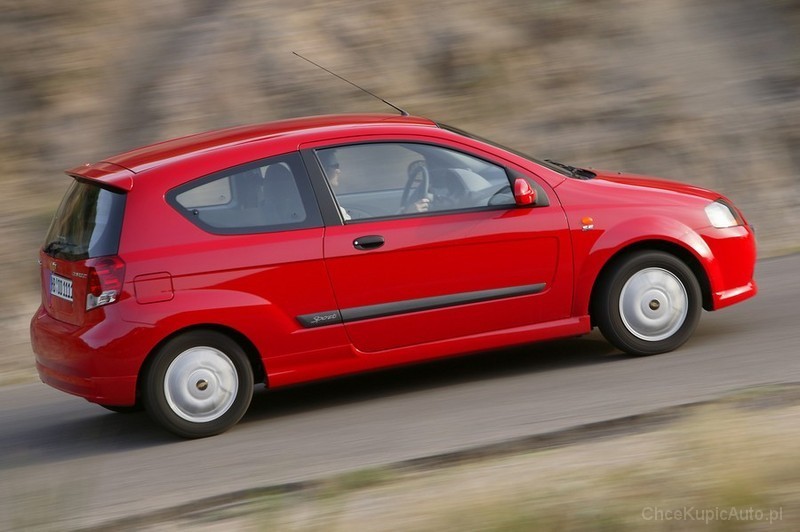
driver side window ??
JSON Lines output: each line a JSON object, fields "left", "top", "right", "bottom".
{"left": 315, "top": 143, "right": 514, "bottom": 222}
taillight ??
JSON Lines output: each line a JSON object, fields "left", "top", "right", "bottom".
{"left": 86, "top": 255, "right": 126, "bottom": 310}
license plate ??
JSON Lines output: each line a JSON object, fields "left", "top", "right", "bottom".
{"left": 50, "top": 273, "right": 74, "bottom": 302}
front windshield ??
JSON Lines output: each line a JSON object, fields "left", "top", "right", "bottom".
{"left": 437, "top": 123, "right": 573, "bottom": 177}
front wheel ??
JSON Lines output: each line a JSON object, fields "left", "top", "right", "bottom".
{"left": 143, "top": 331, "right": 254, "bottom": 438}
{"left": 593, "top": 251, "right": 701, "bottom": 356}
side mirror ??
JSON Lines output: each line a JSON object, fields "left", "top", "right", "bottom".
{"left": 513, "top": 178, "right": 537, "bottom": 206}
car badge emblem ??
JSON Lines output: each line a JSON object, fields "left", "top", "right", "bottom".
{"left": 50, "top": 262, "right": 58, "bottom": 272}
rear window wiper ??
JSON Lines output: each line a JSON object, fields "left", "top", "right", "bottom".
{"left": 44, "top": 240, "right": 81, "bottom": 256}
{"left": 544, "top": 159, "right": 596, "bottom": 180}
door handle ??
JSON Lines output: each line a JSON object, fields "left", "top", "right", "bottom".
{"left": 353, "top": 235, "right": 385, "bottom": 250}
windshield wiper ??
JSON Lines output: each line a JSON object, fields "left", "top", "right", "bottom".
{"left": 544, "top": 159, "right": 596, "bottom": 180}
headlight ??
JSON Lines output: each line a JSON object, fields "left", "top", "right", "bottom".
{"left": 704, "top": 200, "right": 741, "bottom": 228}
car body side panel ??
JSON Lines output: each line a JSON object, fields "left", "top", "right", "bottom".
{"left": 266, "top": 316, "right": 591, "bottom": 387}
{"left": 570, "top": 212, "right": 712, "bottom": 317}
{"left": 323, "top": 207, "right": 572, "bottom": 352}
{"left": 118, "top": 173, "right": 346, "bottom": 358}
{"left": 553, "top": 178, "right": 757, "bottom": 316}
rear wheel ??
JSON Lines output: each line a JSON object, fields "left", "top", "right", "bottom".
{"left": 594, "top": 251, "right": 701, "bottom": 356}
{"left": 143, "top": 330, "right": 253, "bottom": 438}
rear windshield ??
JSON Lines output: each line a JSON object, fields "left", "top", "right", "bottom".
{"left": 43, "top": 179, "right": 126, "bottom": 260}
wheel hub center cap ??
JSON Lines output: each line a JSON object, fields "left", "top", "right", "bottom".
{"left": 196, "top": 379, "right": 209, "bottom": 391}
{"left": 649, "top": 299, "right": 661, "bottom": 311}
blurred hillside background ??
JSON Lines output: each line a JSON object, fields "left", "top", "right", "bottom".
{"left": 1, "top": 0, "right": 798, "bottom": 384}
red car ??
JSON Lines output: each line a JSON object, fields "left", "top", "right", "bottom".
{"left": 30, "top": 114, "right": 757, "bottom": 437}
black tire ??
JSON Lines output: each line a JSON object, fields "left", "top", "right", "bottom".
{"left": 99, "top": 404, "right": 142, "bottom": 414}
{"left": 143, "top": 330, "right": 254, "bottom": 438}
{"left": 593, "top": 251, "right": 701, "bottom": 356}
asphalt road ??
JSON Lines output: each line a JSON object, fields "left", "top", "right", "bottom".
{"left": 1, "top": 254, "right": 798, "bottom": 530}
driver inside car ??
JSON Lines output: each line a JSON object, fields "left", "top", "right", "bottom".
{"left": 319, "top": 150, "right": 429, "bottom": 219}
{"left": 319, "top": 150, "right": 352, "bottom": 220}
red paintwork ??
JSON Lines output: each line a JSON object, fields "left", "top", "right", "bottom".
{"left": 513, "top": 178, "right": 536, "bottom": 205}
{"left": 65, "top": 162, "right": 134, "bottom": 191}
{"left": 31, "top": 114, "right": 757, "bottom": 407}
{"left": 323, "top": 208, "right": 571, "bottom": 352}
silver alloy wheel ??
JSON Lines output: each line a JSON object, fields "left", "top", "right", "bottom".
{"left": 618, "top": 267, "right": 688, "bottom": 342}
{"left": 163, "top": 346, "right": 239, "bottom": 423}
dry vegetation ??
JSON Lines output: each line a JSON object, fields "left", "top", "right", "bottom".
{"left": 1, "top": 0, "right": 798, "bottom": 381}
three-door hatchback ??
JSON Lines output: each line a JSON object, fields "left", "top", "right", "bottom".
{"left": 31, "top": 114, "right": 757, "bottom": 437}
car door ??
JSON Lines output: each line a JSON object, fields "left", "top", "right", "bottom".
{"left": 303, "top": 140, "right": 573, "bottom": 353}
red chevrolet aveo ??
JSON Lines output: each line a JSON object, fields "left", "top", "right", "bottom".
{"left": 31, "top": 114, "right": 757, "bottom": 437}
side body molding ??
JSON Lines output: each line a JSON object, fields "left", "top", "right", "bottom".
{"left": 298, "top": 283, "right": 547, "bottom": 328}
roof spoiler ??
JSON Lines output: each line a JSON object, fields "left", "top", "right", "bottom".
{"left": 65, "top": 161, "right": 134, "bottom": 192}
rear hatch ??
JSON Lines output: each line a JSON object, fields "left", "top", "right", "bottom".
{"left": 40, "top": 177, "right": 127, "bottom": 326}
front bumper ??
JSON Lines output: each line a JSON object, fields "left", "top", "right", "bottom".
{"left": 699, "top": 224, "right": 758, "bottom": 310}
{"left": 712, "top": 281, "right": 757, "bottom": 310}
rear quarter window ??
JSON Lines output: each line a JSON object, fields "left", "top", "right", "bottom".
{"left": 175, "top": 178, "right": 232, "bottom": 207}
{"left": 44, "top": 180, "right": 126, "bottom": 260}
{"left": 167, "top": 152, "right": 322, "bottom": 234}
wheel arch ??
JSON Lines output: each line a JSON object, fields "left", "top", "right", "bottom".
{"left": 135, "top": 324, "right": 267, "bottom": 404}
{"left": 588, "top": 240, "right": 713, "bottom": 327}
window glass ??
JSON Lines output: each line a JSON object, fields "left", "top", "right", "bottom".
{"left": 169, "top": 152, "right": 321, "bottom": 234}
{"left": 316, "top": 143, "right": 514, "bottom": 221}
{"left": 175, "top": 178, "right": 231, "bottom": 208}
{"left": 44, "top": 180, "right": 126, "bottom": 260}
{"left": 438, "top": 123, "right": 574, "bottom": 177}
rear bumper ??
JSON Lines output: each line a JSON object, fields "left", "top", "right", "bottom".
{"left": 30, "top": 305, "right": 139, "bottom": 406}
{"left": 35, "top": 361, "right": 137, "bottom": 406}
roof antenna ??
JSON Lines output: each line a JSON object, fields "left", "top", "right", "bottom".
{"left": 293, "top": 51, "right": 409, "bottom": 116}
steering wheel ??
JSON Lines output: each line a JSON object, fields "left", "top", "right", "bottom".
{"left": 400, "top": 160, "right": 430, "bottom": 211}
